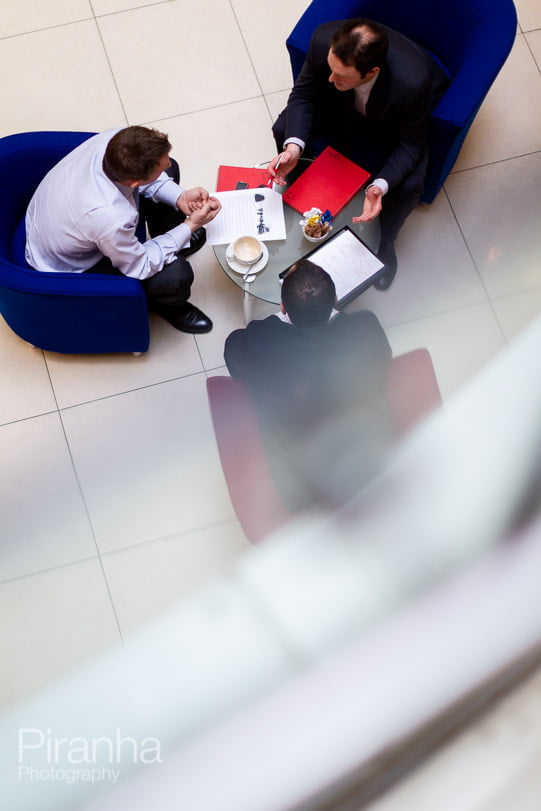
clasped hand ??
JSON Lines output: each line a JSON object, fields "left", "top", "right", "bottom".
{"left": 178, "top": 187, "right": 221, "bottom": 227}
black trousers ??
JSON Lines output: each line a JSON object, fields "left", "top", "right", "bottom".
{"left": 272, "top": 111, "right": 426, "bottom": 260}
{"left": 86, "top": 159, "right": 193, "bottom": 314}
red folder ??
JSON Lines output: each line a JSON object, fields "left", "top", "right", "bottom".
{"left": 216, "top": 165, "right": 271, "bottom": 192}
{"left": 283, "top": 146, "right": 370, "bottom": 215}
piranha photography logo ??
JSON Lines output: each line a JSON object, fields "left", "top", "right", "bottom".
{"left": 18, "top": 727, "right": 162, "bottom": 785}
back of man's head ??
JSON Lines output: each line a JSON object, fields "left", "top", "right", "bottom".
{"left": 281, "top": 259, "right": 336, "bottom": 327}
{"left": 330, "top": 19, "right": 388, "bottom": 77}
{"left": 104, "top": 126, "right": 171, "bottom": 183}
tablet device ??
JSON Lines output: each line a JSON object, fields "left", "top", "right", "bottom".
{"left": 279, "top": 226, "right": 385, "bottom": 308}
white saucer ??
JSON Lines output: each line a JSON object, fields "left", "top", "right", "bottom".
{"left": 226, "top": 241, "right": 269, "bottom": 276}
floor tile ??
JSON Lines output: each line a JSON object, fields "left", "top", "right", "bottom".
{"left": 0, "top": 21, "right": 126, "bottom": 135}
{"left": 452, "top": 34, "right": 541, "bottom": 172}
{"left": 0, "top": 319, "right": 57, "bottom": 425}
{"left": 101, "top": 519, "right": 250, "bottom": 634}
{"left": 149, "top": 97, "right": 277, "bottom": 195}
{"left": 97, "top": 0, "right": 261, "bottom": 124}
{"left": 515, "top": 0, "right": 541, "bottom": 31}
{"left": 491, "top": 288, "right": 541, "bottom": 341}
{"left": 0, "top": 0, "right": 92, "bottom": 38}
{"left": 92, "top": 0, "right": 167, "bottom": 15}
{"left": 0, "top": 559, "right": 120, "bottom": 709}
{"left": 347, "top": 192, "right": 487, "bottom": 329}
{"left": 188, "top": 243, "right": 274, "bottom": 370}
{"left": 231, "top": 0, "right": 311, "bottom": 94}
{"left": 525, "top": 28, "right": 541, "bottom": 70}
{"left": 61, "top": 374, "right": 235, "bottom": 554}
{"left": 385, "top": 303, "right": 507, "bottom": 399}
{"left": 45, "top": 314, "right": 203, "bottom": 409}
{"left": 265, "top": 89, "right": 290, "bottom": 125}
{"left": 187, "top": 238, "right": 279, "bottom": 372}
{"left": 0, "top": 413, "right": 97, "bottom": 582}
{"left": 445, "top": 152, "right": 541, "bottom": 299}
{"left": 0, "top": 0, "right": 540, "bottom": 804}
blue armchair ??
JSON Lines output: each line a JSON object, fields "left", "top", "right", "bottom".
{"left": 286, "top": 0, "right": 517, "bottom": 203}
{"left": 0, "top": 131, "right": 150, "bottom": 354}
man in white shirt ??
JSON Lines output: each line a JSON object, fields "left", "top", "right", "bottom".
{"left": 25, "top": 126, "right": 221, "bottom": 333}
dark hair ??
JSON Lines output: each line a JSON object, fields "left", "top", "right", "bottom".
{"left": 103, "top": 126, "right": 171, "bottom": 182}
{"left": 282, "top": 258, "right": 336, "bottom": 327}
{"left": 330, "top": 19, "right": 388, "bottom": 77}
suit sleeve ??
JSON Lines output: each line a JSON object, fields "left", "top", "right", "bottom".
{"left": 224, "top": 317, "right": 280, "bottom": 383}
{"left": 375, "top": 76, "right": 434, "bottom": 190}
{"left": 84, "top": 206, "right": 190, "bottom": 280}
{"left": 343, "top": 310, "right": 392, "bottom": 388}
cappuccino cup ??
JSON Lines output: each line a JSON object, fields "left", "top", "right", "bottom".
{"left": 233, "top": 235, "right": 263, "bottom": 265}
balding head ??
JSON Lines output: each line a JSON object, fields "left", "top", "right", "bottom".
{"left": 330, "top": 18, "right": 388, "bottom": 77}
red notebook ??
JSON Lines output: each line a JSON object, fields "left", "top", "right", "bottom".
{"left": 283, "top": 146, "right": 370, "bottom": 216}
{"left": 216, "top": 165, "right": 271, "bottom": 192}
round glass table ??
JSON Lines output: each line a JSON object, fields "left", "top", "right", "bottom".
{"left": 213, "top": 162, "right": 380, "bottom": 322}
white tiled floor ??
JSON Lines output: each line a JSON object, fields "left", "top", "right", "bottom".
{"left": 1, "top": 0, "right": 540, "bottom": 804}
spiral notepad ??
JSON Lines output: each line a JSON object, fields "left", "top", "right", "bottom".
{"left": 215, "top": 165, "right": 270, "bottom": 192}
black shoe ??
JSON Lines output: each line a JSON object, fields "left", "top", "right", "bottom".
{"left": 159, "top": 303, "right": 213, "bottom": 334}
{"left": 179, "top": 227, "right": 207, "bottom": 258}
{"left": 374, "top": 245, "right": 398, "bottom": 291}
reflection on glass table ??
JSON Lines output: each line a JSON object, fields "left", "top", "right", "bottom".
{"left": 212, "top": 160, "right": 380, "bottom": 323}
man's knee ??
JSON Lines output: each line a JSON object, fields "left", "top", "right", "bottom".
{"left": 162, "top": 256, "right": 194, "bottom": 290}
{"left": 143, "top": 256, "right": 193, "bottom": 303}
{"left": 400, "top": 171, "right": 425, "bottom": 199}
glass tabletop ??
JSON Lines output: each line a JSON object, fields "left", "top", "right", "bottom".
{"left": 213, "top": 161, "right": 380, "bottom": 306}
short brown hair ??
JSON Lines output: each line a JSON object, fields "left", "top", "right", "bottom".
{"left": 103, "top": 126, "right": 171, "bottom": 182}
{"left": 330, "top": 19, "right": 388, "bottom": 77}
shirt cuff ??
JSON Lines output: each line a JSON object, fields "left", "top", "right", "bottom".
{"left": 140, "top": 172, "right": 185, "bottom": 208}
{"left": 367, "top": 178, "right": 389, "bottom": 196}
{"left": 168, "top": 222, "right": 192, "bottom": 251}
{"left": 283, "top": 137, "right": 305, "bottom": 154}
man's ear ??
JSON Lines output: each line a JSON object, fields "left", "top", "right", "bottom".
{"left": 280, "top": 301, "right": 286, "bottom": 315}
{"left": 361, "top": 66, "right": 380, "bottom": 81}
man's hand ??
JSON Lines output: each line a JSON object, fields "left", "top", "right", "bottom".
{"left": 186, "top": 197, "right": 221, "bottom": 230}
{"left": 352, "top": 185, "right": 383, "bottom": 223}
{"left": 177, "top": 187, "right": 210, "bottom": 216}
{"left": 268, "top": 144, "right": 301, "bottom": 186}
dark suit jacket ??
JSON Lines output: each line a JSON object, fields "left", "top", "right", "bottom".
{"left": 224, "top": 310, "right": 392, "bottom": 510}
{"left": 283, "top": 21, "right": 449, "bottom": 190}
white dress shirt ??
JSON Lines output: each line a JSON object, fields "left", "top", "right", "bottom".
{"left": 25, "top": 128, "right": 192, "bottom": 280}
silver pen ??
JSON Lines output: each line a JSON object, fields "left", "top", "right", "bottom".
{"left": 267, "top": 152, "right": 285, "bottom": 187}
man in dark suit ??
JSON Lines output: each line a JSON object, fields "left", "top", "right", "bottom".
{"left": 224, "top": 259, "right": 393, "bottom": 511}
{"left": 270, "top": 19, "right": 449, "bottom": 290}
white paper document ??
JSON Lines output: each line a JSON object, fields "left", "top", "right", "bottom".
{"left": 205, "top": 187, "right": 286, "bottom": 245}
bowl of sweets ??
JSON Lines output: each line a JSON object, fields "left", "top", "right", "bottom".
{"left": 300, "top": 207, "right": 333, "bottom": 242}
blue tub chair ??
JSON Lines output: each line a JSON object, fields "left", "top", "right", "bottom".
{"left": 285, "top": 0, "right": 517, "bottom": 203}
{"left": 0, "top": 131, "right": 150, "bottom": 354}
